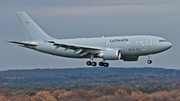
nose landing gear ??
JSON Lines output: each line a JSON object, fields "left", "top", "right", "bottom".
{"left": 147, "top": 60, "right": 152, "bottom": 64}
{"left": 147, "top": 54, "right": 153, "bottom": 64}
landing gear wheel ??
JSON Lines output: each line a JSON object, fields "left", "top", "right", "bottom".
{"left": 147, "top": 60, "right": 152, "bottom": 64}
{"left": 99, "top": 62, "right": 104, "bottom": 66}
{"left": 104, "top": 63, "right": 109, "bottom": 67}
{"left": 86, "top": 61, "right": 92, "bottom": 66}
{"left": 92, "top": 62, "right": 97, "bottom": 66}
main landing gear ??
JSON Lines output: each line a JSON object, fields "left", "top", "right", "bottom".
{"left": 86, "top": 54, "right": 109, "bottom": 67}
{"left": 99, "top": 62, "right": 109, "bottom": 67}
{"left": 99, "top": 59, "right": 109, "bottom": 67}
{"left": 147, "top": 54, "right": 153, "bottom": 64}
{"left": 86, "top": 61, "right": 109, "bottom": 67}
{"left": 86, "top": 54, "right": 97, "bottom": 66}
{"left": 86, "top": 61, "right": 97, "bottom": 66}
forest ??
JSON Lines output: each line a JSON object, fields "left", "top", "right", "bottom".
{"left": 0, "top": 67, "right": 180, "bottom": 101}
{"left": 0, "top": 67, "right": 180, "bottom": 87}
{"left": 1, "top": 84, "right": 180, "bottom": 101}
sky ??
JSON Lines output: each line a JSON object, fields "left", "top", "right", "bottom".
{"left": 0, "top": 0, "right": 179, "bottom": 70}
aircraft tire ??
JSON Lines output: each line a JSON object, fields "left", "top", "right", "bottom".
{"left": 92, "top": 62, "right": 97, "bottom": 66}
{"left": 86, "top": 61, "right": 92, "bottom": 66}
{"left": 147, "top": 60, "right": 152, "bottom": 64}
{"left": 104, "top": 63, "right": 109, "bottom": 67}
{"left": 99, "top": 62, "right": 104, "bottom": 66}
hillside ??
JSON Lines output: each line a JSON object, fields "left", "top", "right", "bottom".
{"left": 0, "top": 67, "right": 180, "bottom": 88}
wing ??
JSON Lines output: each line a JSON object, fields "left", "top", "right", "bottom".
{"left": 48, "top": 41, "right": 107, "bottom": 56}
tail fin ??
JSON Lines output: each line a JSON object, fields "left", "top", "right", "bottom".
{"left": 15, "top": 12, "right": 55, "bottom": 41}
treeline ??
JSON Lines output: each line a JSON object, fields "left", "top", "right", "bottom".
{"left": 8, "top": 83, "right": 179, "bottom": 94}
{"left": 0, "top": 67, "right": 180, "bottom": 87}
{"left": 1, "top": 84, "right": 180, "bottom": 101}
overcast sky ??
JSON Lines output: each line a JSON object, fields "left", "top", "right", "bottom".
{"left": 0, "top": 0, "right": 179, "bottom": 71}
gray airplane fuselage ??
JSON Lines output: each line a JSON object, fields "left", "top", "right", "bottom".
{"left": 33, "top": 35, "right": 172, "bottom": 59}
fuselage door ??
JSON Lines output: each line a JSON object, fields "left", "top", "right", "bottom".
{"left": 106, "top": 41, "right": 110, "bottom": 48}
{"left": 146, "top": 38, "right": 152, "bottom": 47}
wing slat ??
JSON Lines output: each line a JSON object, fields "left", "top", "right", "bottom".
{"left": 48, "top": 41, "right": 103, "bottom": 50}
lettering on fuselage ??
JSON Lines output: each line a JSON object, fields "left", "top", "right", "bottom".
{"left": 110, "top": 38, "right": 128, "bottom": 42}
{"left": 128, "top": 48, "right": 141, "bottom": 52}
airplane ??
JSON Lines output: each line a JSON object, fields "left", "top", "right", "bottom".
{"left": 7, "top": 12, "right": 172, "bottom": 67}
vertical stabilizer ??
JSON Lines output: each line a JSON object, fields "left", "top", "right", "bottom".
{"left": 15, "top": 12, "right": 55, "bottom": 41}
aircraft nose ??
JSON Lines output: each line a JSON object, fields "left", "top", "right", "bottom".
{"left": 166, "top": 42, "right": 172, "bottom": 49}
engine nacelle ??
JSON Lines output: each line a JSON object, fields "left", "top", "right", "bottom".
{"left": 97, "top": 50, "right": 121, "bottom": 60}
{"left": 121, "top": 56, "right": 139, "bottom": 61}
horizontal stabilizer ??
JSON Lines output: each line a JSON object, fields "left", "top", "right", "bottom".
{"left": 7, "top": 41, "right": 38, "bottom": 46}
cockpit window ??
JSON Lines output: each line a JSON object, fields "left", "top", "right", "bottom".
{"left": 159, "top": 40, "right": 167, "bottom": 42}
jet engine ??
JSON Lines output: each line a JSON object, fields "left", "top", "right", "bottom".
{"left": 97, "top": 50, "right": 121, "bottom": 60}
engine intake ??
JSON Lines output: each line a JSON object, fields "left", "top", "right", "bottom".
{"left": 97, "top": 50, "right": 121, "bottom": 60}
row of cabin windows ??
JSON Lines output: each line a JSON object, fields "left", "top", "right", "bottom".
{"left": 82, "top": 41, "right": 143, "bottom": 45}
